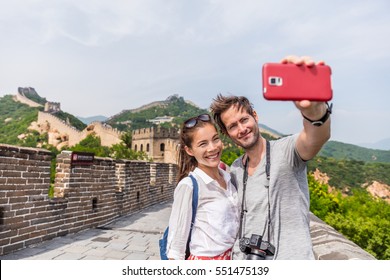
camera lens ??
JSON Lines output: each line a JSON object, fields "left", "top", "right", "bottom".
{"left": 269, "top": 76, "right": 282, "bottom": 86}
{"left": 246, "top": 249, "right": 266, "bottom": 260}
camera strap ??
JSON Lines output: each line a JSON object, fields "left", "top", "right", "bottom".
{"left": 239, "top": 139, "right": 271, "bottom": 240}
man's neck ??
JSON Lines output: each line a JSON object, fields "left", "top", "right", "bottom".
{"left": 244, "top": 137, "right": 265, "bottom": 169}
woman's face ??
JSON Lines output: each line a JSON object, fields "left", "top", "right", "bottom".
{"left": 184, "top": 123, "right": 223, "bottom": 170}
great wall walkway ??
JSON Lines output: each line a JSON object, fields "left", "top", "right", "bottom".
{"left": 0, "top": 199, "right": 376, "bottom": 260}
{"left": 0, "top": 201, "right": 172, "bottom": 260}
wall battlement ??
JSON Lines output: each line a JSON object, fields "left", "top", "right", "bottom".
{"left": 14, "top": 91, "right": 43, "bottom": 108}
{"left": 37, "top": 112, "right": 122, "bottom": 147}
{"left": 13, "top": 89, "right": 121, "bottom": 148}
{"left": 132, "top": 126, "right": 179, "bottom": 139}
{"left": 0, "top": 144, "right": 176, "bottom": 256}
{"left": 38, "top": 111, "right": 84, "bottom": 146}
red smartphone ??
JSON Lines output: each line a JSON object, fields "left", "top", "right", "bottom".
{"left": 262, "top": 63, "right": 333, "bottom": 101}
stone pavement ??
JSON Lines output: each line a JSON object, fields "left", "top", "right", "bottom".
{"left": 0, "top": 200, "right": 376, "bottom": 260}
{"left": 0, "top": 201, "right": 173, "bottom": 260}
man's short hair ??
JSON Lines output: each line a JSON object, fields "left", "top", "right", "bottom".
{"left": 210, "top": 94, "right": 255, "bottom": 134}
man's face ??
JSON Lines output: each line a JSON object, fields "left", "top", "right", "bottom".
{"left": 220, "top": 105, "right": 260, "bottom": 150}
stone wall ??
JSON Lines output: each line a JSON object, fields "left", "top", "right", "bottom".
{"left": 38, "top": 111, "right": 84, "bottom": 146}
{"left": 310, "top": 213, "right": 375, "bottom": 260}
{"left": 0, "top": 145, "right": 52, "bottom": 254}
{"left": 0, "top": 144, "right": 175, "bottom": 255}
{"left": 14, "top": 91, "right": 43, "bottom": 108}
{"left": 87, "top": 122, "right": 122, "bottom": 147}
{"left": 37, "top": 112, "right": 122, "bottom": 147}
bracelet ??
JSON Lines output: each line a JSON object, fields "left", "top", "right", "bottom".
{"left": 302, "top": 102, "right": 333, "bottom": 127}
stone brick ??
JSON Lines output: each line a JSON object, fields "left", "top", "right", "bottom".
{"left": 5, "top": 178, "right": 28, "bottom": 185}
{"left": 0, "top": 197, "right": 10, "bottom": 204}
{"left": 18, "top": 225, "right": 37, "bottom": 235}
{"left": 27, "top": 178, "right": 45, "bottom": 184}
{"left": 11, "top": 203, "right": 30, "bottom": 211}
{"left": 9, "top": 196, "right": 28, "bottom": 204}
{"left": 2, "top": 242, "right": 24, "bottom": 255}
{"left": 0, "top": 237, "right": 11, "bottom": 246}
{"left": 25, "top": 236, "right": 44, "bottom": 247}
{"left": 22, "top": 172, "right": 40, "bottom": 178}
{"left": 15, "top": 208, "right": 30, "bottom": 216}
{"left": 9, "top": 221, "right": 30, "bottom": 230}
{"left": 2, "top": 171, "right": 22, "bottom": 177}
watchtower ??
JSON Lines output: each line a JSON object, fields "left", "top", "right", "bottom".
{"left": 132, "top": 126, "right": 179, "bottom": 164}
{"left": 44, "top": 102, "right": 61, "bottom": 113}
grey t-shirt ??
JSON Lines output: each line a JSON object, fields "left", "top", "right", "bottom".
{"left": 231, "top": 134, "right": 314, "bottom": 260}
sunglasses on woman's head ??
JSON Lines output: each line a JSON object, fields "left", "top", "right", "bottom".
{"left": 184, "top": 114, "right": 211, "bottom": 128}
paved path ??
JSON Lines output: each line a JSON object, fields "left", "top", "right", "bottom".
{"left": 0, "top": 201, "right": 172, "bottom": 260}
{"left": 1, "top": 200, "right": 376, "bottom": 261}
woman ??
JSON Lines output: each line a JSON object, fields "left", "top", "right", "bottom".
{"left": 166, "top": 114, "right": 240, "bottom": 260}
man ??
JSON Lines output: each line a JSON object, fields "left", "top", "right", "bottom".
{"left": 210, "top": 56, "right": 331, "bottom": 259}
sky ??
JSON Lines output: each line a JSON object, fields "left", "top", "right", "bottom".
{"left": 1, "top": 0, "right": 389, "bottom": 147}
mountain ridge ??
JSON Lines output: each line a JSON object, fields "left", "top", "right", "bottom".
{"left": 107, "top": 94, "right": 199, "bottom": 122}
{"left": 358, "top": 137, "right": 390, "bottom": 151}
{"left": 77, "top": 115, "right": 108, "bottom": 125}
{"left": 1, "top": 89, "right": 390, "bottom": 162}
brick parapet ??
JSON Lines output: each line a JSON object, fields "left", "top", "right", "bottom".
{"left": 0, "top": 145, "right": 176, "bottom": 255}
{"left": 14, "top": 91, "right": 43, "bottom": 108}
{"left": 38, "top": 112, "right": 122, "bottom": 147}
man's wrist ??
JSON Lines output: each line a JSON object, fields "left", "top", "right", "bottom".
{"left": 302, "top": 102, "right": 333, "bottom": 127}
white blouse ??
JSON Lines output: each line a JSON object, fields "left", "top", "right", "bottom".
{"left": 166, "top": 167, "right": 240, "bottom": 260}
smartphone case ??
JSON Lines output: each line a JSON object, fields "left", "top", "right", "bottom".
{"left": 262, "top": 63, "right": 333, "bottom": 101}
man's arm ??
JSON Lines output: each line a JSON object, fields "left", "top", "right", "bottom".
{"left": 295, "top": 100, "right": 331, "bottom": 161}
{"left": 280, "top": 55, "right": 331, "bottom": 161}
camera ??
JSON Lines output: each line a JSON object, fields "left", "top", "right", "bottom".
{"left": 239, "top": 234, "right": 275, "bottom": 260}
{"left": 268, "top": 76, "right": 283, "bottom": 86}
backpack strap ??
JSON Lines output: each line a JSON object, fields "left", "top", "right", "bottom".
{"left": 185, "top": 174, "right": 198, "bottom": 258}
{"left": 189, "top": 174, "right": 199, "bottom": 224}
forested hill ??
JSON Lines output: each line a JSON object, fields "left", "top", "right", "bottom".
{"left": 319, "top": 140, "right": 390, "bottom": 163}
{"left": 0, "top": 94, "right": 86, "bottom": 146}
{"left": 106, "top": 95, "right": 208, "bottom": 131}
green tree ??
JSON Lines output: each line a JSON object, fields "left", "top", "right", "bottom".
{"left": 120, "top": 131, "right": 132, "bottom": 148}
{"left": 69, "top": 134, "right": 110, "bottom": 157}
{"left": 308, "top": 174, "right": 340, "bottom": 219}
{"left": 110, "top": 143, "right": 149, "bottom": 161}
{"left": 309, "top": 173, "right": 390, "bottom": 260}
